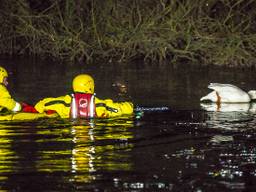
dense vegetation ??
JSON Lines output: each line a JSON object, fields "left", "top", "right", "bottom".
{"left": 0, "top": 0, "right": 256, "bottom": 66}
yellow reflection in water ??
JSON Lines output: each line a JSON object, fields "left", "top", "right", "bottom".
{"left": 70, "top": 123, "right": 96, "bottom": 182}
{"left": 35, "top": 125, "right": 73, "bottom": 173}
{"left": 70, "top": 118, "right": 134, "bottom": 183}
{"left": 17, "top": 117, "right": 135, "bottom": 184}
{"left": 0, "top": 125, "right": 15, "bottom": 182}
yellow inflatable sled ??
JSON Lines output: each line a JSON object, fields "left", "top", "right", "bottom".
{"left": 0, "top": 112, "right": 58, "bottom": 121}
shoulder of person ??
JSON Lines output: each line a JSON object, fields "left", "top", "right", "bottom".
{"left": 0, "top": 84, "right": 9, "bottom": 94}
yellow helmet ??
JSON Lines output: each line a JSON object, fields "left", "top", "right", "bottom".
{"left": 72, "top": 74, "right": 95, "bottom": 94}
{"left": 0, "top": 66, "right": 8, "bottom": 84}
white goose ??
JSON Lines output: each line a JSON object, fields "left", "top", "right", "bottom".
{"left": 200, "top": 83, "right": 256, "bottom": 103}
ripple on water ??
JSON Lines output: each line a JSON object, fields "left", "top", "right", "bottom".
{"left": 0, "top": 109, "right": 256, "bottom": 191}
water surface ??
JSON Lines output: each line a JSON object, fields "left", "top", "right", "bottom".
{"left": 0, "top": 58, "right": 256, "bottom": 191}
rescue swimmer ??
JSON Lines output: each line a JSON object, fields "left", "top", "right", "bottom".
{"left": 0, "top": 66, "right": 57, "bottom": 121}
{"left": 34, "top": 74, "right": 134, "bottom": 118}
{"left": 0, "top": 66, "right": 22, "bottom": 112}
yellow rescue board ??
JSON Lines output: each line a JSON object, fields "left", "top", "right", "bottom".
{"left": 0, "top": 112, "right": 58, "bottom": 121}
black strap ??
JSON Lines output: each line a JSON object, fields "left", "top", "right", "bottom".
{"left": 44, "top": 99, "right": 118, "bottom": 113}
{"left": 45, "top": 100, "right": 70, "bottom": 107}
{"left": 96, "top": 103, "right": 118, "bottom": 113}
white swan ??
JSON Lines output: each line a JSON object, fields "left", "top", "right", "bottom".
{"left": 200, "top": 83, "right": 256, "bottom": 103}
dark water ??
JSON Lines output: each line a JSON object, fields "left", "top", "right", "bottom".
{"left": 0, "top": 58, "right": 256, "bottom": 191}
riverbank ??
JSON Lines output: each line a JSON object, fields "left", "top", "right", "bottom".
{"left": 1, "top": 0, "right": 256, "bottom": 67}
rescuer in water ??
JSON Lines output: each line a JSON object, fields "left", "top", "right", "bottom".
{"left": 0, "top": 66, "right": 23, "bottom": 112}
{"left": 34, "top": 74, "right": 134, "bottom": 118}
{"left": 0, "top": 66, "right": 37, "bottom": 114}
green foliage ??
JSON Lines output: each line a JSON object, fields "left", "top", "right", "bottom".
{"left": 0, "top": 0, "right": 256, "bottom": 66}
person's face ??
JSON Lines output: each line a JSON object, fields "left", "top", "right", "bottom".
{"left": 3, "top": 77, "right": 8, "bottom": 86}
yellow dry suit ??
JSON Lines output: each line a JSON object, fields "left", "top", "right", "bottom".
{"left": 34, "top": 94, "right": 133, "bottom": 118}
{"left": 35, "top": 74, "right": 133, "bottom": 119}
{"left": 0, "top": 66, "right": 21, "bottom": 113}
{"left": 0, "top": 84, "right": 21, "bottom": 112}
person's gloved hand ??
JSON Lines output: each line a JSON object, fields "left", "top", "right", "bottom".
{"left": 21, "top": 103, "right": 38, "bottom": 113}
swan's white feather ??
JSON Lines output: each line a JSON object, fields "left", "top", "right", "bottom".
{"left": 201, "top": 83, "right": 251, "bottom": 103}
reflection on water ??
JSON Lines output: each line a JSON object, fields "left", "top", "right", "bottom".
{"left": 200, "top": 102, "right": 256, "bottom": 131}
{"left": 201, "top": 102, "right": 256, "bottom": 113}
{"left": 0, "top": 125, "right": 14, "bottom": 184}
{"left": 0, "top": 117, "right": 135, "bottom": 191}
